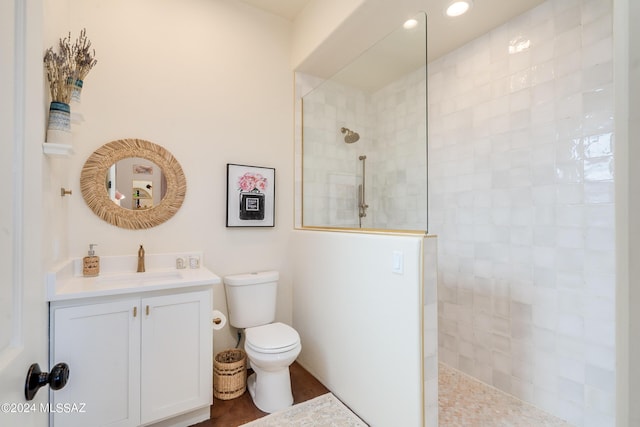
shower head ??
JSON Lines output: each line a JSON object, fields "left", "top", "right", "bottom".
{"left": 340, "top": 127, "right": 360, "bottom": 144}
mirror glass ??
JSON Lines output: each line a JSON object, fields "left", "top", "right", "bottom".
{"left": 106, "top": 158, "right": 168, "bottom": 210}
{"left": 81, "top": 139, "right": 186, "bottom": 229}
{"left": 301, "top": 13, "right": 427, "bottom": 232}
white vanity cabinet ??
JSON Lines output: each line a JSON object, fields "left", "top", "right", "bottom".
{"left": 140, "top": 291, "right": 211, "bottom": 425}
{"left": 50, "top": 298, "right": 140, "bottom": 427}
{"left": 49, "top": 288, "right": 213, "bottom": 427}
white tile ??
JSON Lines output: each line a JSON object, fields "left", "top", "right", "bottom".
{"left": 584, "top": 132, "right": 613, "bottom": 158}
{"left": 585, "top": 343, "right": 615, "bottom": 371}
{"left": 584, "top": 273, "right": 615, "bottom": 299}
{"left": 557, "top": 355, "right": 586, "bottom": 383}
{"left": 583, "top": 294, "right": 614, "bottom": 321}
{"left": 558, "top": 289, "right": 584, "bottom": 315}
{"left": 584, "top": 156, "right": 614, "bottom": 182}
{"left": 583, "top": 62, "right": 613, "bottom": 92}
{"left": 531, "top": 61, "right": 555, "bottom": 86}
{"left": 584, "top": 318, "right": 615, "bottom": 347}
{"left": 584, "top": 182, "right": 615, "bottom": 203}
{"left": 533, "top": 246, "right": 556, "bottom": 268}
{"left": 555, "top": 25, "right": 582, "bottom": 56}
{"left": 492, "top": 350, "right": 512, "bottom": 374}
{"left": 556, "top": 399, "right": 585, "bottom": 427}
{"left": 556, "top": 204, "right": 585, "bottom": 226}
{"left": 532, "top": 387, "right": 560, "bottom": 418}
{"left": 533, "top": 307, "right": 557, "bottom": 329}
{"left": 558, "top": 377, "right": 585, "bottom": 404}
{"left": 511, "top": 376, "right": 535, "bottom": 401}
{"left": 533, "top": 226, "right": 556, "bottom": 248}
{"left": 431, "top": 1, "right": 614, "bottom": 424}
{"left": 585, "top": 385, "right": 615, "bottom": 415}
{"left": 509, "top": 69, "right": 531, "bottom": 92}
{"left": 582, "top": 36, "right": 613, "bottom": 69}
{"left": 585, "top": 364, "right": 615, "bottom": 393}
{"left": 556, "top": 248, "right": 585, "bottom": 272}
{"left": 556, "top": 227, "right": 585, "bottom": 248}
{"left": 531, "top": 101, "right": 555, "bottom": 125}
{"left": 556, "top": 314, "right": 584, "bottom": 338}
{"left": 512, "top": 320, "right": 533, "bottom": 340}
{"left": 585, "top": 227, "right": 615, "bottom": 250}
{"left": 556, "top": 183, "right": 584, "bottom": 204}
{"left": 556, "top": 336, "right": 587, "bottom": 361}
{"left": 584, "top": 411, "right": 615, "bottom": 427}
{"left": 582, "top": 0, "right": 612, "bottom": 24}
{"left": 554, "top": 50, "right": 582, "bottom": 77}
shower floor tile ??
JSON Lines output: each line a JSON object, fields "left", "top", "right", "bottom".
{"left": 439, "top": 363, "right": 573, "bottom": 426}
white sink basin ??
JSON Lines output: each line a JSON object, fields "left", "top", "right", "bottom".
{"left": 96, "top": 270, "right": 183, "bottom": 286}
{"left": 46, "top": 252, "right": 222, "bottom": 301}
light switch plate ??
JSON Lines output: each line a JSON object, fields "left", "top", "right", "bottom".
{"left": 392, "top": 251, "right": 404, "bottom": 274}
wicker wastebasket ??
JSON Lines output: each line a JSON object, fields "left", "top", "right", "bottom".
{"left": 213, "top": 349, "right": 247, "bottom": 400}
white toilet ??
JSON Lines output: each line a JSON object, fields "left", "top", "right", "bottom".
{"left": 224, "top": 271, "right": 301, "bottom": 413}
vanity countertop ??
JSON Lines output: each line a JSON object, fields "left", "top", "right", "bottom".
{"left": 47, "top": 252, "right": 221, "bottom": 302}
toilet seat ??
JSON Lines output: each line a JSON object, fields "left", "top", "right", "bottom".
{"left": 245, "top": 322, "right": 300, "bottom": 354}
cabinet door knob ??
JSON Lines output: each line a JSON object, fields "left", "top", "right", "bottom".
{"left": 25, "top": 362, "right": 69, "bottom": 401}
{"left": 146, "top": 305, "right": 150, "bottom": 316}
{"left": 133, "top": 306, "right": 137, "bottom": 317}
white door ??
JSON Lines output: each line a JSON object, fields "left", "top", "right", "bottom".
{"left": 0, "top": 1, "right": 49, "bottom": 427}
{"left": 140, "top": 291, "right": 212, "bottom": 425}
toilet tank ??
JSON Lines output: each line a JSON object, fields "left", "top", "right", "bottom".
{"left": 224, "top": 271, "right": 279, "bottom": 328}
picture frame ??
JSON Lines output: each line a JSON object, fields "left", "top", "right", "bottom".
{"left": 226, "top": 163, "right": 275, "bottom": 227}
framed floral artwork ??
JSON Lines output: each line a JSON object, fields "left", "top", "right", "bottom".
{"left": 226, "top": 163, "right": 275, "bottom": 227}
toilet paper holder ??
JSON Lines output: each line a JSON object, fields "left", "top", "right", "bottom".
{"left": 211, "top": 309, "right": 227, "bottom": 330}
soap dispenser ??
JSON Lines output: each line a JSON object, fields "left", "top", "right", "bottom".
{"left": 83, "top": 244, "right": 100, "bottom": 277}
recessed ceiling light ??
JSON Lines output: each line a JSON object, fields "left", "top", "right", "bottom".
{"left": 445, "top": 1, "right": 472, "bottom": 17}
{"left": 403, "top": 18, "right": 419, "bottom": 29}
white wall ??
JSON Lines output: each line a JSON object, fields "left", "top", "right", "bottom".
{"left": 429, "top": 0, "right": 615, "bottom": 425}
{"left": 614, "top": 0, "right": 640, "bottom": 424}
{"left": 44, "top": 0, "right": 294, "bottom": 353}
{"left": 626, "top": 1, "right": 640, "bottom": 422}
{"left": 43, "top": 0, "right": 72, "bottom": 268}
{"left": 290, "top": 230, "right": 437, "bottom": 426}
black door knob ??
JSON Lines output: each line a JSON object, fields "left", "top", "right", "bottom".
{"left": 24, "top": 362, "right": 70, "bottom": 401}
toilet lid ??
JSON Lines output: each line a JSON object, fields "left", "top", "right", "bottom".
{"left": 245, "top": 322, "right": 300, "bottom": 354}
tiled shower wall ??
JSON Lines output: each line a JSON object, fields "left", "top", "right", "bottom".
{"left": 369, "top": 67, "right": 427, "bottom": 231}
{"left": 301, "top": 79, "right": 367, "bottom": 228}
{"left": 299, "top": 65, "right": 427, "bottom": 231}
{"left": 429, "top": 0, "right": 615, "bottom": 426}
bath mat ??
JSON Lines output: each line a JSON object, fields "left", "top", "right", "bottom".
{"left": 239, "top": 393, "right": 368, "bottom": 427}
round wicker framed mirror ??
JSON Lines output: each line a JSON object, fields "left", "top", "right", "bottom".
{"left": 80, "top": 138, "right": 186, "bottom": 229}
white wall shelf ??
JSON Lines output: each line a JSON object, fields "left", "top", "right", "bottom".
{"left": 42, "top": 142, "right": 73, "bottom": 157}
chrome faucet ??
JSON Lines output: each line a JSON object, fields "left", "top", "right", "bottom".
{"left": 137, "top": 244, "right": 145, "bottom": 272}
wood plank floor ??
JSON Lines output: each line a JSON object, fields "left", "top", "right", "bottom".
{"left": 191, "top": 362, "right": 329, "bottom": 427}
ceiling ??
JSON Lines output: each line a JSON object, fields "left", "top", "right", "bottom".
{"left": 238, "top": 0, "right": 545, "bottom": 62}
{"left": 239, "top": 0, "right": 545, "bottom": 91}
{"left": 238, "top": 0, "right": 310, "bottom": 21}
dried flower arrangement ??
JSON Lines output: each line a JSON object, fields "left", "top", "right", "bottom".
{"left": 44, "top": 29, "right": 97, "bottom": 104}
{"left": 72, "top": 29, "right": 98, "bottom": 81}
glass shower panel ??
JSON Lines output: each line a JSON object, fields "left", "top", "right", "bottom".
{"left": 302, "top": 12, "right": 427, "bottom": 232}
